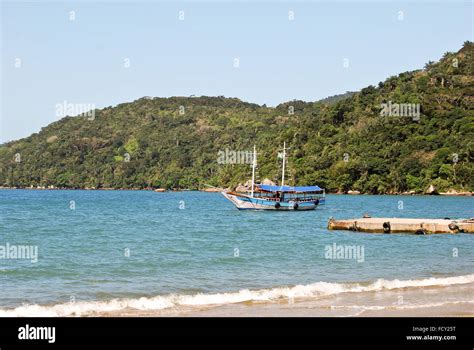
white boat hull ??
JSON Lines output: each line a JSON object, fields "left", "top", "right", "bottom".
{"left": 221, "top": 192, "right": 319, "bottom": 211}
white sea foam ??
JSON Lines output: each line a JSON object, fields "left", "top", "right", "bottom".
{"left": 333, "top": 301, "right": 474, "bottom": 316}
{"left": 1, "top": 274, "right": 473, "bottom": 317}
{"left": 331, "top": 300, "right": 474, "bottom": 311}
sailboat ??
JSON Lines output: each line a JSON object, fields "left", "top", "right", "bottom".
{"left": 221, "top": 143, "right": 325, "bottom": 210}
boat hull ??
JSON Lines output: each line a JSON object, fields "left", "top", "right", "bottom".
{"left": 221, "top": 192, "right": 319, "bottom": 211}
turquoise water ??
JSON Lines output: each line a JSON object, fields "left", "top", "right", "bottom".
{"left": 0, "top": 190, "right": 473, "bottom": 310}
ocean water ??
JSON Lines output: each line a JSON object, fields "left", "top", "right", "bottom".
{"left": 0, "top": 190, "right": 473, "bottom": 316}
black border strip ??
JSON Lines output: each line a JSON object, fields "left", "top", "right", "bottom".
{"left": 0, "top": 317, "right": 472, "bottom": 347}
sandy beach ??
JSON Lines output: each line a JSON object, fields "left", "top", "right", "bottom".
{"left": 89, "top": 280, "right": 474, "bottom": 318}
{"left": 1, "top": 275, "right": 472, "bottom": 318}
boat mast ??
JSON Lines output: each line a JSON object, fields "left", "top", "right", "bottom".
{"left": 281, "top": 142, "right": 286, "bottom": 187}
{"left": 251, "top": 144, "right": 256, "bottom": 197}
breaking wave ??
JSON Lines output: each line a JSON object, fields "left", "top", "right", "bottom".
{"left": 1, "top": 274, "right": 473, "bottom": 317}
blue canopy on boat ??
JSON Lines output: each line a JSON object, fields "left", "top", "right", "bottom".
{"left": 256, "top": 184, "right": 323, "bottom": 193}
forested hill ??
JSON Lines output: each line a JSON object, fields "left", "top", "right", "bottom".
{"left": 1, "top": 42, "right": 473, "bottom": 193}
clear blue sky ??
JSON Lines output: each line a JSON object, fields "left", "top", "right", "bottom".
{"left": 1, "top": 0, "right": 472, "bottom": 142}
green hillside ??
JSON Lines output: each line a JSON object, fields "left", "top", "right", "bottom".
{"left": 1, "top": 42, "right": 473, "bottom": 193}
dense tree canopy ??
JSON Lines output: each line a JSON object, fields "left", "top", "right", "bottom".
{"left": 0, "top": 42, "right": 473, "bottom": 193}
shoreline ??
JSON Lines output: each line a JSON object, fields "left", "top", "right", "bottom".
{"left": 92, "top": 304, "right": 474, "bottom": 318}
{"left": 77, "top": 280, "right": 474, "bottom": 317}
{"left": 2, "top": 276, "right": 473, "bottom": 318}
{"left": 0, "top": 187, "right": 472, "bottom": 196}
{"left": 97, "top": 279, "right": 474, "bottom": 317}
{"left": 142, "top": 301, "right": 474, "bottom": 318}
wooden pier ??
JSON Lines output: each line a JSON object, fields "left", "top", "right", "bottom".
{"left": 328, "top": 217, "right": 474, "bottom": 234}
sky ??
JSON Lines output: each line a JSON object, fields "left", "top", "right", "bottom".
{"left": 1, "top": 0, "right": 473, "bottom": 142}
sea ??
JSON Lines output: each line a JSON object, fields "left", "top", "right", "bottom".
{"left": 0, "top": 190, "right": 473, "bottom": 316}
